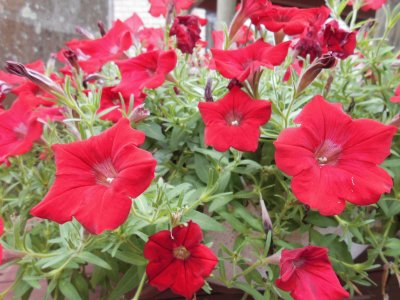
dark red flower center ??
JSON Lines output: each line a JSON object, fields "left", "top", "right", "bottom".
{"left": 314, "top": 140, "right": 342, "bottom": 166}
{"left": 173, "top": 245, "right": 191, "bottom": 260}
{"left": 225, "top": 111, "right": 242, "bottom": 126}
{"left": 93, "top": 158, "right": 118, "bottom": 186}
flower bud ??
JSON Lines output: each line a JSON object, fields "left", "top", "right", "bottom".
{"left": 63, "top": 49, "right": 80, "bottom": 71}
{"left": 296, "top": 54, "right": 337, "bottom": 95}
{"left": 205, "top": 78, "right": 213, "bottom": 102}
{"left": 75, "top": 26, "right": 95, "bottom": 39}
{"left": 5, "top": 61, "right": 65, "bottom": 97}
{"left": 260, "top": 197, "right": 273, "bottom": 233}
{"left": 97, "top": 20, "right": 106, "bottom": 37}
{"left": 130, "top": 103, "right": 150, "bottom": 123}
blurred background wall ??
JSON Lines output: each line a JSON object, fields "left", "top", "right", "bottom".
{"left": 0, "top": 0, "right": 113, "bottom": 63}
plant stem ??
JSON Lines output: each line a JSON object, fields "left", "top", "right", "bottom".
{"left": 132, "top": 272, "right": 147, "bottom": 300}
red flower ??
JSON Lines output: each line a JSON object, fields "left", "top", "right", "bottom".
{"left": 320, "top": 20, "right": 356, "bottom": 59}
{"left": 229, "top": 0, "right": 270, "bottom": 41}
{"left": 67, "top": 20, "right": 132, "bottom": 73}
{"left": 0, "top": 97, "right": 44, "bottom": 165}
{"left": 30, "top": 119, "right": 157, "bottom": 234}
{"left": 123, "top": 13, "right": 144, "bottom": 41}
{"left": 138, "top": 28, "right": 165, "bottom": 50}
{"left": 252, "top": 5, "right": 330, "bottom": 36}
{"left": 170, "top": 15, "right": 204, "bottom": 54}
{"left": 113, "top": 50, "right": 177, "bottom": 98}
{"left": 390, "top": 85, "right": 400, "bottom": 103}
{"left": 211, "top": 39, "right": 290, "bottom": 82}
{"left": 98, "top": 87, "right": 145, "bottom": 122}
{"left": 274, "top": 96, "right": 396, "bottom": 215}
{"left": 198, "top": 87, "right": 271, "bottom": 152}
{"left": 276, "top": 246, "right": 349, "bottom": 300}
{"left": 348, "top": 0, "right": 386, "bottom": 11}
{"left": 149, "top": 0, "right": 194, "bottom": 17}
{"left": 144, "top": 221, "right": 218, "bottom": 299}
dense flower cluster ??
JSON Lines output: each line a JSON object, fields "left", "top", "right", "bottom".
{"left": 0, "top": 0, "right": 398, "bottom": 299}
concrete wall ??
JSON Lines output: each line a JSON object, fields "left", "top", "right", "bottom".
{"left": 0, "top": 0, "right": 112, "bottom": 63}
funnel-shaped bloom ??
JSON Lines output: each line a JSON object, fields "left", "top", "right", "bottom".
{"left": 149, "top": 0, "right": 194, "bottom": 17}
{"left": 211, "top": 39, "right": 290, "bottom": 82}
{"left": 67, "top": 20, "right": 132, "bottom": 73}
{"left": 113, "top": 50, "right": 177, "bottom": 98}
{"left": 274, "top": 96, "right": 396, "bottom": 215}
{"left": 144, "top": 221, "right": 218, "bottom": 299}
{"left": 30, "top": 119, "right": 157, "bottom": 234}
{"left": 198, "top": 87, "right": 271, "bottom": 152}
{"left": 276, "top": 246, "right": 350, "bottom": 300}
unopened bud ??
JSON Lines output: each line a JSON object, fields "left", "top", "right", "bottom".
{"left": 260, "top": 197, "right": 273, "bottom": 234}
{"left": 63, "top": 49, "right": 80, "bottom": 71}
{"left": 130, "top": 103, "right": 150, "bottom": 123}
{"left": 205, "top": 78, "right": 213, "bottom": 102}
{"left": 5, "top": 61, "right": 65, "bottom": 97}
{"left": 296, "top": 54, "right": 337, "bottom": 95}
{"left": 227, "top": 78, "right": 242, "bottom": 90}
{"left": 75, "top": 26, "right": 95, "bottom": 39}
{"left": 97, "top": 20, "right": 106, "bottom": 37}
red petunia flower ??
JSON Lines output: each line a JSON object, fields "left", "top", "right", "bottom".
{"left": 30, "top": 119, "right": 157, "bottom": 234}
{"left": 320, "top": 20, "right": 356, "bottom": 59}
{"left": 198, "top": 87, "right": 271, "bottom": 152}
{"left": 0, "top": 97, "right": 44, "bottom": 165}
{"left": 252, "top": 5, "right": 330, "bottom": 36}
{"left": 390, "top": 85, "right": 400, "bottom": 103}
{"left": 276, "top": 246, "right": 350, "bottom": 300}
{"left": 149, "top": 0, "right": 194, "bottom": 17}
{"left": 123, "top": 13, "right": 144, "bottom": 41}
{"left": 113, "top": 50, "right": 177, "bottom": 98}
{"left": 144, "top": 221, "right": 218, "bottom": 299}
{"left": 170, "top": 15, "right": 204, "bottom": 54}
{"left": 348, "top": 0, "right": 386, "bottom": 11}
{"left": 229, "top": 0, "right": 270, "bottom": 41}
{"left": 274, "top": 95, "right": 397, "bottom": 215}
{"left": 138, "top": 28, "right": 165, "bottom": 50}
{"left": 211, "top": 39, "right": 290, "bottom": 82}
{"left": 67, "top": 20, "right": 132, "bottom": 73}
{"left": 98, "top": 87, "right": 145, "bottom": 122}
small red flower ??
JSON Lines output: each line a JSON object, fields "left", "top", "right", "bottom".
{"left": 320, "top": 20, "right": 356, "bottom": 59}
{"left": 390, "top": 85, "right": 400, "bottom": 103}
{"left": 276, "top": 246, "right": 350, "bottom": 300}
{"left": 252, "top": 5, "right": 330, "bottom": 36}
{"left": 0, "top": 97, "right": 44, "bottom": 165}
{"left": 144, "top": 221, "right": 218, "bottom": 299}
{"left": 67, "top": 20, "right": 132, "bottom": 73}
{"left": 211, "top": 39, "right": 290, "bottom": 82}
{"left": 198, "top": 87, "right": 271, "bottom": 152}
{"left": 149, "top": 0, "right": 194, "bottom": 17}
{"left": 348, "top": 0, "right": 386, "bottom": 11}
{"left": 170, "top": 15, "right": 204, "bottom": 54}
{"left": 113, "top": 50, "right": 177, "bottom": 98}
{"left": 98, "top": 87, "right": 145, "bottom": 122}
{"left": 30, "top": 119, "right": 157, "bottom": 234}
{"left": 274, "top": 95, "right": 397, "bottom": 215}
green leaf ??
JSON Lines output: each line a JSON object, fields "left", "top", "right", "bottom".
{"left": 78, "top": 252, "right": 111, "bottom": 270}
{"left": 137, "top": 123, "right": 166, "bottom": 142}
{"left": 107, "top": 266, "right": 140, "bottom": 300}
{"left": 59, "top": 279, "right": 82, "bottom": 300}
{"left": 185, "top": 210, "right": 226, "bottom": 231}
